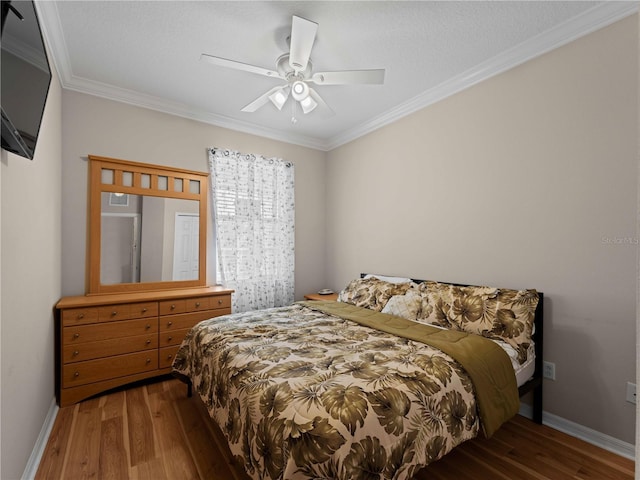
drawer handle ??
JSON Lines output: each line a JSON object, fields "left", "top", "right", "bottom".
{"left": 111, "top": 311, "right": 117, "bottom": 316}
{"left": 145, "top": 324, "right": 151, "bottom": 330}
{"left": 73, "top": 350, "right": 79, "bottom": 356}
{"left": 167, "top": 321, "right": 173, "bottom": 327}
{"left": 146, "top": 358, "right": 151, "bottom": 364}
{"left": 170, "top": 304, "right": 176, "bottom": 310}
{"left": 78, "top": 313, "right": 84, "bottom": 319}
{"left": 195, "top": 302, "right": 201, "bottom": 307}
{"left": 74, "top": 372, "right": 80, "bottom": 377}
{"left": 218, "top": 299, "right": 223, "bottom": 305}
{"left": 73, "top": 333, "right": 80, "bottom": 339}
{"left": 167, "top": 354, "right": 173, "bottom": 360}
{"left": 146, "top": 339, "right": 151, "bottom": 345}
{"left": 168, "top": 336, "right": 173, "bottom": 342}
{"left": 142, "top": 307, "right": 147, "bottom": 313}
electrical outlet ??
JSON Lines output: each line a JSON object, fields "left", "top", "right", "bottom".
{"left": 543, "top": 361, "right": 556, "bottom": 380}
{"left": 626, "top": 382, "right": 636, "bottom": 404}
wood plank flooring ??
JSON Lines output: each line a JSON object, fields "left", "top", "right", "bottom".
{"left": 36, "top": 377, "right": 634, "bottom": 479}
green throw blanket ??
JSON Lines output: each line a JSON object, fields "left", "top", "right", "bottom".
{"left": 298, "top": 300, "right": 519, "bottom": 437}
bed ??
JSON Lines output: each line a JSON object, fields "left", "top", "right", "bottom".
{"left": 172, "top": 274, "right": 543, "bottom": 480}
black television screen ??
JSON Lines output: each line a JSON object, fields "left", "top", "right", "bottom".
{"left": 1, "top": 0, "right": 52, "bottom": 160}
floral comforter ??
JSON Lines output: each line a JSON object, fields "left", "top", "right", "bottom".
{"left": 173, "top": 302, "right": 516, "bottom": 480}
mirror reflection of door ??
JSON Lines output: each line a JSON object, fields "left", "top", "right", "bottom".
{"left": 100, "top": 192, "right": 200, "bottom": 284}
{"left": 173, "top": 213, "right": 199, "bottom": 280}
{"left": 100, "top": 214, "right": 141, "bottom": 284}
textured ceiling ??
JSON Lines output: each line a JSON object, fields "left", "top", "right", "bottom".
{"left": 36, "top": 1, "right": 637, "bottom": 150}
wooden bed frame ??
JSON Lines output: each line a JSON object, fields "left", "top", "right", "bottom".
{"left": 360, "top": 274, "right": 544, "bottom": 424}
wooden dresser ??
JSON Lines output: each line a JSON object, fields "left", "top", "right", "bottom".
{"left": 56, "top": 286, "right": 233, "bottom": 406}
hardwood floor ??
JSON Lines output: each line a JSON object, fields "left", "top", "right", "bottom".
{"left": 36, "top": 377, "right": 634, "bottom": 480}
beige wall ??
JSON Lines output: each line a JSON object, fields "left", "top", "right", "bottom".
{"left": 0, "top": 69, "right": 62, "bottom": 477}
{"left": 61, "top": 91, "right": 327, "bottom": 300}
{"left": 636, "top": 10, "right": 640, "bottom": 467}
{"left": 2, "top": 12, "right": 634, "bottom": 478}
{"left": 326, "top": 16, "right": 638, "bottom": 444}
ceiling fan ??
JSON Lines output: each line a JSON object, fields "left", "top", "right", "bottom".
{"left": 200, "top": 15, "right": 385, "bottom": 121}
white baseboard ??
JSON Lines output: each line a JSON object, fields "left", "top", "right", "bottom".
{"left": 519, "top": 403, "right": 635, "bottom": 460}
{"left": 22, "top": 397, "right": 58, "bottom": 480}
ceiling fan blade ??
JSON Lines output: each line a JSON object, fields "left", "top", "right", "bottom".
{"left": 200, "top": 54, "right": 283, "bottom": 79}
{"left": 311, "top": 69, "right": 385, "bottom": 85}
{"left": 308, "top": 88, "right": 335, "bottom": 117}
{"left": 289, "top": 16, "right": 318, "bottom": 74}
{"left": 241, "top": 86, "right": 286, "bottom": 112}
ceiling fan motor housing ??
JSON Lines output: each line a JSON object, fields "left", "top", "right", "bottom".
{"left": 276, "top": 53, "right": 311, "bottom": 81}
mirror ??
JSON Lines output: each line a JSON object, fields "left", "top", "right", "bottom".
{"left": 100, "top": 193, "right": 200, "bottom": 285}
{"left": 88, "top": 155, "right": 208, "bottom": 294}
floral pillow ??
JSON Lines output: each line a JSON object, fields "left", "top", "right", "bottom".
{"left": 338, "top": 277, "right": 413, "bottom": 312}
{"left": 417, "top": 281, "right": 539, "bottom": 364}
{"left": 381, "top": 288, "right": 423, "bottom": 321}
{"left": 491, "top": 288, "right": 540, "bottom": 364}
{"left": 416, "top": 281, "right": 457, "bottom": 328}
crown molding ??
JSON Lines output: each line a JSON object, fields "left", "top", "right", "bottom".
{"left": 64, "top": 73, "right": 330, "bottom": 151}
{"left": 37, "top": 1, "right": 638, "bottom": 153}
{"left": 326, "top": 1, "right": 639, "bottom": 151}
{"left": 35, "top": 1, "right": 72, "bottom": 84}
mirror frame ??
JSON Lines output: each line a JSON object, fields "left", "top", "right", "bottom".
{"left": 87, "top": 155, "right": 208, "bottom": 294}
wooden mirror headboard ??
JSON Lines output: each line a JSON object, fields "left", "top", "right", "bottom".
{"left": 87, "top": 155, "right": 208, "bottom": 294}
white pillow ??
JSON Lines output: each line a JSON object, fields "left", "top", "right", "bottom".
{"left": 364, "top": 274, "right": 413, "bottom": 284}
{"left": 381, "top": 290, "right": 422, "bottom": 321}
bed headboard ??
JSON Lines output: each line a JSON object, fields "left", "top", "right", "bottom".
{"left": 360, "top": 273, "right": 544, "bottom": 423}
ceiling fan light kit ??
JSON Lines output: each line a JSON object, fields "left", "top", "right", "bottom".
{"left": 299, "top": 96, "right": 318, "bottom": 115}
{"left": 201, "top": 15, "right": 385, "bottom": 121}
{"left": 268, "top": 86, "right": 290, "bottom": 111}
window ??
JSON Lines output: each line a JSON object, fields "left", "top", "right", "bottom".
{"left": 208, "top": 148, "right": 294, "bottom": 312}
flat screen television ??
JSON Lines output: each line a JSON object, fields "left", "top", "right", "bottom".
{"left": 1, "top": 0, "right": 52, "bottom": 160}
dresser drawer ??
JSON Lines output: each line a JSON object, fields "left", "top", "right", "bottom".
{"left": 63, "top": 333, "right": 158, "bottom": 364}
{"left": 185, "top": 296, "right": 211, "bottom": 311}
{"left": 209, "top": 294, "right": 231, "bottom": 310}
{"left": 158, "top": 328, "right": 190, "bottom": 348}
{"left": 98, "top": 303, "right": 132, "bottom": 322}
{"left": 63, "top": 318, "right": 157, "bottom": 345}
{"left": 159, "top": 299, "right": 187, "bottom": 315}
{"left": 96, "top": 302, "right": 158, "bottom": 321}
{"left": 129, "top": 302, "right": 158, "bottom": 318}
{"left": 62, "top": 350, "right": 158, "bottom": 388}
{"left": 160, "top": 310, "right": 230, "bottom": 332}
{"left": 159, "top": 294, "right": 231, "bottom": 315}
{"left": 159, "top": 328, "right": 191, "bottom": 347}
{"left": 62, "top": 307, "right": 99, "bottom": 327}
{"left": 159, "top": 346, "right": 180, "bottom": 368}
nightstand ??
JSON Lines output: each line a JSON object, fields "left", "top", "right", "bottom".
{"left": 304, "top": 292, "right": 339, "bottom": 302}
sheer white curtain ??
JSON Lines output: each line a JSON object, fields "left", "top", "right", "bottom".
{"left": 208, "top": 148, "right": 295, "bottom": 312}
